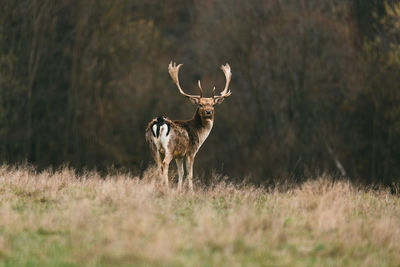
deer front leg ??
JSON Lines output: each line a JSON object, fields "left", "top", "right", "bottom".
{"left": 185, "top": 156, "right": 194, "bottom": 192}
{"left": 175, "top": 158, "right": 184, "bottom": 191}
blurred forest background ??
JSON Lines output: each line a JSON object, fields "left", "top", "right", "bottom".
{"left": 0, "top": 0, "right": 400, "bottom": 185}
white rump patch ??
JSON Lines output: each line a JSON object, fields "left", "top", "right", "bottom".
{"left": 159, "top": 124, "right": 170, "bottom": 152}
{"left": 152, "top": 124, "right": 158, "bottom": 137}
{"left": 151, "top": 123, "right": 170, "bottom": 155}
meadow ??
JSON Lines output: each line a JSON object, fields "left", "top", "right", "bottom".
{"left": 0, "top": 165, "right": 398, "bottom": 266}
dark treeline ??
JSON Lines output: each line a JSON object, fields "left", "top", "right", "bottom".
{"left": 0, "top": 0, "right": 400, "bottom": 185}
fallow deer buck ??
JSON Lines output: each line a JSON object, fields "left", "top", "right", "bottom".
{"left": 145, "top": 61, "right": 232, "bottom": 191}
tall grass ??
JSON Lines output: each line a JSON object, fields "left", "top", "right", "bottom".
{"left": 0, "top": 165, "right": 398, "bottom": 266}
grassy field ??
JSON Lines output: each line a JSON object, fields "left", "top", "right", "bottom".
{"left": 0, "top": 166, "right": 398, "bottom": 266}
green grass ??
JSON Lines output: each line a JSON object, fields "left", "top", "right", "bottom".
{"left": 0, "top": 166, "right": 398, "bottom": 266}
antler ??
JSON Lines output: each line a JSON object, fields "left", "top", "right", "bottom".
{"left": 168, "top": 61, "right": 201, "bottom": 100}
{"left": 214, "top": 63, "right": 232, "bottom": 103}
{"left": 197, "top": 80, "right": 203, "bottom": 98}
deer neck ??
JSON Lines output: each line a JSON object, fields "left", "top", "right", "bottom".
{"left": 193, "top": 108, "right": 213, "bottom": 148}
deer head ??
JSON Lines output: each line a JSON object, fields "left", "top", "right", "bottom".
{"left": 168, "top": 62, "right": 232, "bottom": 121}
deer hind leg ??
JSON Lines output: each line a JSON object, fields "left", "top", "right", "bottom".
{"left": 185, "top": 156, "right": 194, "bottom": 192}
{"left": 175, "top": 158, "right": 184, "bottom": 191}
{"left": 156, "top": 153, "right": 163, "bottom": 175}
{"left": 149, "top": 146, "right": 163, "bottom": 181}
{"left": 162, "top": 153, "right": 173, "bottom": 187}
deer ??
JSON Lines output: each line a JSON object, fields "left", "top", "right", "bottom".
{"left": 145, "top": 61, "right": 232, "bottom": 191}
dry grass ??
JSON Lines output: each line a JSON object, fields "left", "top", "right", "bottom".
{"left": 0, "top": 165, "right": 399, "bottom": 266}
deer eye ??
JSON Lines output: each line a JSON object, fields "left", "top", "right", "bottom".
{"left": 199, "top": 104, "right": 203, "bottom": 107}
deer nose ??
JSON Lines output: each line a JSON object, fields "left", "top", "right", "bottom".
{"left": 205, "top": 110, "right": 212, "bottom": 115}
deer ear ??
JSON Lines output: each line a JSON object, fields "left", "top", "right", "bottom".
{"left": 189, "top": 97, "right": 200, "bottom": 105}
